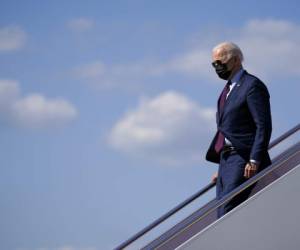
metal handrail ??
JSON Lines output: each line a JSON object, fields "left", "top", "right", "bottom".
{"left": 146, "top": 141, "right": 300, "bottom": 250}
{"left": 269, "top": 123, "right": 300, "bottom": 148}
{"left": 114, "top": 123, "right": 300, "bottom": 250}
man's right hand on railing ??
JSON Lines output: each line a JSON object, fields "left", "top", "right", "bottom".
{"left": 211, "top": 171, "right": 218, "bottom": 183}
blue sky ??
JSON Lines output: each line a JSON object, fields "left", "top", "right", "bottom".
{"left": 1, "top": 1, "right": 300, "bottom": 250}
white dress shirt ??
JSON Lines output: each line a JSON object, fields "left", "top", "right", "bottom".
{"left": 224, "top": 68, "right": 244, "bottom": 146}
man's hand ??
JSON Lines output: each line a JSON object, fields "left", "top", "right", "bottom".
{"left": 244, "top": 162, "right": 259, "bottom": 178}
{"left": 211, "top": 171, "right": 218, "bottom": 183}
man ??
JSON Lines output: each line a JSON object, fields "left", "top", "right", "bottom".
{"left": 206, "top": 42, "right": 272, "bottom": 218}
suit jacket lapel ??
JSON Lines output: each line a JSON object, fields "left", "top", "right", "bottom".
{"left": 219, "top": 71, "right": 247, "bottom": 123}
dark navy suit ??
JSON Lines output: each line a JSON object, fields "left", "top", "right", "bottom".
{"left": 206, "top": 70, "right": 272, "bottom": 217}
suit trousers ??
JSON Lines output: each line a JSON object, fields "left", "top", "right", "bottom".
{"left": 216, "top": 151, "right": 256, "bottom": 218}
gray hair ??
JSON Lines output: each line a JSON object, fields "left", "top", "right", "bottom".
{"left": 212, "top": 42, "right": 244, "bottom": 62}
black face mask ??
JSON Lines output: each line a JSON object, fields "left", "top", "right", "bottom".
{"left": 212, "top": 61, "right": 232, "bottom": 80}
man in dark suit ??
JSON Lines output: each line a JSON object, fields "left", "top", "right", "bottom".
{"left": 206, "top": 42, "right": 272, "bottom": 218}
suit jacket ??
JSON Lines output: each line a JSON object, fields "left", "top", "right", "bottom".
{"left": 206, "top": 70, "right": 272, "bottom": 167}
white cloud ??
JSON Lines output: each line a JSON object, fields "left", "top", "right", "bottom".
{"left": 67, "top": 18, "right": 94, "bottom": 32}
{"left": 74, "top": 61, "right": 106, "bottom": 79}
{"left": 236, "top": 19, "right": 300, "bottom": 78}
{"left": 109, "top": 91, "right": 215, "bottom": 166}
{"left": 161, "top": 48, "right": 213, "bottom": 79}
{"left": 73, "top": 60, "right": 156, "bottom": 88}
{"left": 0, "top": 25, "right": 27, "bottom": 52}
{"left": 12, "top": 94, "right": 77, "bottom": 128}
{"left": 165, "top": 18, "right": 300, "bottom": 80}
{"left": 74, "top": 18, "right": 300, "bottom": 88}
{"left": 0, "top": 79, "right": 78, "bottom": 129}
{"left": 159, "top": 19, "right": 300, "bottom": 81}
{"left": 0, "top": 79, "right": 20, "bottom": 108}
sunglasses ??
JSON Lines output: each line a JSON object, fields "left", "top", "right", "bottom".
{"left": 211, "top": 57, "right": 234, "bottom": 68}
{"left": 211, "top": 60, "right": 223, "bottom": 68}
